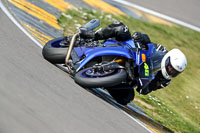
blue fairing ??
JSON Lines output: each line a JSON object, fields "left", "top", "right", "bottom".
{"left": 136, "top": 43, "right": 157, "bottom": 86}
{"left": 75, "top": 40, "right": 136, "bottom": 71}
{"left": 73, "top": 39, "right": 160, "bottom": 89}
{"left": 74, "top": 39, "right": 156, "bottom": 72}
{"left": 103, "top": 40, "right": 119, "bottom": 45}
{"left": 123, "top": 39, "right": 136, "bottom": 48}
{"left": 135, "top": 43, "right": 155, "bottom": 66}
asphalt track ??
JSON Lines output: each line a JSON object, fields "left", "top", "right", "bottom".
{"left": 0, "top": 7, "right": 151, "bottom": 133}
{"left": 126, "top": 0, "right": 200, "bottom": 28}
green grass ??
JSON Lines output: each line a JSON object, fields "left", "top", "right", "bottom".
{"left": 58, "top": 8, "right": 200, "bottom": 133}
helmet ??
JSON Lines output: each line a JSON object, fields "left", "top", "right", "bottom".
{"left": 161, "top": 49, "right": 187, "bottom": 80}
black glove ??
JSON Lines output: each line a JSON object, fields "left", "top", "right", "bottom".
{"left": 132, "top": 32, "right": 151, "bottom": 45}
{"left": 132, "top": 32, "right": 143, "bottom": 42}
{"left": 79, "top": 28, "right": 95, "bottom": 39}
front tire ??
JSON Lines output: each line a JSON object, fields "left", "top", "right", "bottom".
{"left": 74, "top": 68, "right": 127, "bottom": 88}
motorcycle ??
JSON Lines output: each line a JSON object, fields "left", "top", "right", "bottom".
{"left": 42, "top": 19, "right": 164, "bottom": 105}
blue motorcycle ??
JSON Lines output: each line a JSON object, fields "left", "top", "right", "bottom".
{"left": 42, "top": 19, "right": 163, "bottom": 105}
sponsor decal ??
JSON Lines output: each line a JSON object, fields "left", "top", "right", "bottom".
{"left": 144, "top": 63, "right": 149, "bottom": 76}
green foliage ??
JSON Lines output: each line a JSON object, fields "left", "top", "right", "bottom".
{"left": 58, "top": 8, "right": 200, "bottom": 133}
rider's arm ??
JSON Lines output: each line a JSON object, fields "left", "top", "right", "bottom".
{"left": 140, "top": 44, "right": 169, "bottom": 95}
{"left": 153, "top": 44, "right": 168, "bottom": 53}
{"left": 137, "top": 71, "right": 171, "bottom": 95}
{"left": 132, "top": 32, "right": 151, "bottom": 50}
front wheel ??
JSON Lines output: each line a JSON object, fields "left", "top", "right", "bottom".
{"left": 74, "top": 68, "right": 127, "bottom": 88}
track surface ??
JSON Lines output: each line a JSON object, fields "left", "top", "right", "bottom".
{"left": 127, "top": 0, "right": 200, "bottom": 27}
{"left": 0, "top": 8, "right": 149, "bottom": 133}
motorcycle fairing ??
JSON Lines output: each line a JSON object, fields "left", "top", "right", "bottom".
{"left": 75, "top": 40, "right": 136, "bottom": 72}
{"left": 122, "top": 39, "right": 136, "bottom": 49}
{"left": 136, "top": 43, "right": 157, "bottom": 89}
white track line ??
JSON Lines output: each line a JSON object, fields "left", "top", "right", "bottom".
{"left": 122, "top": 111, "right": 154, "bottom": 133}
{"left": 95, "top": 88, "right": 154, "bottom": 133}
{"left": 0, "top": 1, "right": 156, "bottom": 132}
{"left": 111, "top": 0, "right": 200, "bottom": 32}
{"left": 0, "top": 0, "right": 43, "bottom": 48}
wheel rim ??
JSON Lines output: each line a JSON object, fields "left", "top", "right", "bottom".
{"left": 50, "top": 38, "right": 64, "bottom": 48}
{"left": 81, "top": 68, "right": 118, "bottom": 78}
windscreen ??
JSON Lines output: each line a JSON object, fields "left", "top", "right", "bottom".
{"left": 149, "top": 47, "right": 166, "bottom": 74}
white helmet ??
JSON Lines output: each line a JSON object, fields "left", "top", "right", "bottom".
{"left": 161, "top": 49, "right": 187, "bottom": 80}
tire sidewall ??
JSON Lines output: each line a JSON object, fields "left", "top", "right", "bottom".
{"left": 42, "top": 37, "right": 68, "bottom": 64}
{"left": 74, "top": 68, "right": 127, "bottom": 88}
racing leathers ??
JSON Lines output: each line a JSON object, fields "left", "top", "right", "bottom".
{"left": 80, "top": 21, "right": 132, "bottom": 41}
{"left": 137, "top": 44, "right": 171, "bottom": 95}
{"left": 79, "top": 21, "right": 171, "bottom": 95}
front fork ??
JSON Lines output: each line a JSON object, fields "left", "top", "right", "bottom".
{"left": 92, "top": 62, "right": 124, "bottom": 72}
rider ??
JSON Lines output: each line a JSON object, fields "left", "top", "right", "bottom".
{"left": 78, "top": 21, "right": 187, "bottom": 95}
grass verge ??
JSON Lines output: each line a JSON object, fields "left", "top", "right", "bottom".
{"left": 58, "top": 8, "right": 200, "bottom": 133}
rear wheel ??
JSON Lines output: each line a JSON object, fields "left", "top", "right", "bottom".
{"left": 42, "top": 37, "right": 69, "bottom": 64}
{"left": 74, "top": 67, "right": 127, "bottom": 88}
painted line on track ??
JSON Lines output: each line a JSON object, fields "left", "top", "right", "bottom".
{"left": 123, "top": 111, "right": 155, "bottom": 133}
{"left": 83, "top": 0, "right": 125, "bottom": 15}
{"left": 0, "top": 1, "right": 168, "bottom": 132}
{"left": 23, "top": 24, "right": 53, "bottom": 45}
{"left": 43, "top": 0, "right": 74, "bottom": 12}
{"left": 111, "top": 0, "right": 200, "bottom": 32}
{"left": 0, "top": 0, "right": 43, "bottom": 48}
{"left": 93, "top": 88, "right": 155, "bottom": 133}
{"left": 8, "top": 0, "right": 61, "bottom": 29}
{"left": 94, "top": 88, "right": 168, "bottom": 133}
{"left": 0, "top": 4, "right": 153, "bottom": 132}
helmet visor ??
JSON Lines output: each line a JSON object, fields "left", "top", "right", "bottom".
{"left": 165, "top": 57, "right": 180, "bottom": 77}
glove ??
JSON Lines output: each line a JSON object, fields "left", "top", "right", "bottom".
{"left": 79, "top": 28, "right": 95, "bottom": 39}
{"left": 132, "top": 32, "right": 143, "bottom": 42}
{"left": 132, "top": 32, "right": 151, "bottom": 45}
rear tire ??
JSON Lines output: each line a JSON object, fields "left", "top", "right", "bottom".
{"left": 74, "top": 68, "right": 127, "bottom": 88}
{"left": 42, "top": 37, "right": 68, "bottom": 64}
